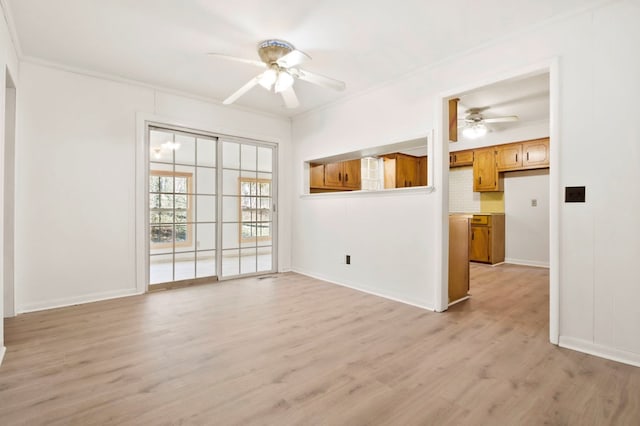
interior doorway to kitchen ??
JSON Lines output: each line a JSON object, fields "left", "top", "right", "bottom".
{"left": 440, "top": 63, "right": 557, "bottom": 343}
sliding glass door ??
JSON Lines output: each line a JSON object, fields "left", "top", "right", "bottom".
{"left": 147, "top": 126, "right": 276, "bottom": 287}
{"left": 220, "top": 139, "right": 277, "bottom": 278}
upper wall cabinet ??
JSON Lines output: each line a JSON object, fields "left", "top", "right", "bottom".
{"left": 310, "top": 159, "right": 361, "bottom": 192}
{"left": 496, "top": 138, "right": 549, "bottom": 172}
{"left": 522, "top": 138, "right": 550, "bottom": 169}
{"left": 473, "top": 147, "right": 503, "bottom": 192}
{"left": 449, "top": 149, "right": 474, "bottom": 168}
{"left": 383, "top": 153, "right": 424, "bottom": 188}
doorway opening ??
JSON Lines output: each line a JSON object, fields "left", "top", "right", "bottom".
{"left": 439, "top": 63, "right": 559, "bottom": 344}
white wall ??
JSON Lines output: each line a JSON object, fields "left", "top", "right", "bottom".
{"left": 0, "top": 1, "right": 19, "bottom": 363}
{"left": 292, "top": 0, "right": 640, "bottom": 366}
{"left": 504, "top": 169, "right": 549, "bottom": 267}
{"left": 15, "top": 61, "right": 291, "bottom": 312}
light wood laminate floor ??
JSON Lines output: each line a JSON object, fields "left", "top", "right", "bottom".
{"left": 1, "top": 264, "right": 639, "bottom": 425}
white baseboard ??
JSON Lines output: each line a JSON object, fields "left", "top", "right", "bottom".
{"left": 0, "top": 346, "right": 6, "bottom": 366}
{"left": 291, "top": 268, "right": 434, "bottom": 312}
{"left": 18, "top": 288, "right": 143, "bottom": 314}
{"left": 559, "top": 336, "right": 640, "bottom": 368}
{"left": 505, "top": 258, "right": 550, "bottom": 268}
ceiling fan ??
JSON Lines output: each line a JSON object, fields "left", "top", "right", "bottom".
{"left": 210, "top": 39, "right": 346, "bottom": 109}
{"left": 459, "top": 108, "right": 519, "bottom": 139}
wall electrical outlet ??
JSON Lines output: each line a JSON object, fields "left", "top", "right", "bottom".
{"left": 531, "top": 199, "right": 537, "bottom": 207}
{"left": 346, "top": 255, "right": 351, "bottom": 265}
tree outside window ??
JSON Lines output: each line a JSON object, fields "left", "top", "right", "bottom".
{"left": 239, "top": 178, "right": 272, "bottom": 243}
{"left": 149, "top": 171, "right": 193, "bottom": 247}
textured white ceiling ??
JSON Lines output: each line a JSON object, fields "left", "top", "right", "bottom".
{"left": 6, "top": 0, "right": 592, "bottom": 117}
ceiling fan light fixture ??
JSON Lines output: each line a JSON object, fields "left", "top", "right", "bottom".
{"left": 274, "top": 71, "right": 294, "bottom": 93}
{"left": 462, "top": 123, "right": 488, "bottom": 139}
{"left": 258, "top": 68, "right": 277, "bottom": 90}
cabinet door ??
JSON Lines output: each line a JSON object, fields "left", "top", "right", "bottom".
{"left": 342, "top": 159, "right": 361, "bottom": 189}
{"left": 523, "top": 138, "right": 549, "bottom": 168}
{"left": 473, "top": 148, "right": 500, "bottom": 191}
{"left": 470, "top": 226, "right": 491, "bottom": 262}
{"left": 449, "top": 216, "right": 470, "bottom": 302}
{"left": 496, "top": 144, "right": 523, "bottom": 171}
{"left": 309, "top": 163, "right": 325, "bottom": 188}
{"left": 324, "top": 162, "right": 343, "bottom": 187}
{"left": 417, "top": 156, "right": 428, "bottom": 186}
{"left": 397, "top": 155, "right": 417, "bottom": 187}
{"left": 451, "top": 150, "right": 474, "bottom": 167}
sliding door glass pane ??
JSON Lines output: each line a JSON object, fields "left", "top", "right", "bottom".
{"left": 149, "top": 127, "right": 217, "bottom": 285}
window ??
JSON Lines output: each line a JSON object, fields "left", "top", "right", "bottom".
{"left": 239, "top": 178, "right": 272, "bottom": 243}
{"left": 149, "top": 170, "right": 193, "bottom": 247}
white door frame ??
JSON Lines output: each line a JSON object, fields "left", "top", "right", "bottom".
{"left": 433, "top": 58, "right": 561, "bottom": 345}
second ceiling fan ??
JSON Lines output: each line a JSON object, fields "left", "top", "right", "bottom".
{"left": 210, "top": 39, "right": 346, "bottom": 109}
{"left": 459, "top": 107, "right": 519, "bottom": 139}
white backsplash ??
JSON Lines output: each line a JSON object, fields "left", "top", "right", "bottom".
{"left": 449, "top": 166, "right": 480, "bottom": 213}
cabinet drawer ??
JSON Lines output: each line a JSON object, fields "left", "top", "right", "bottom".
{"left": 471, "top": 215, "right": 490, "bottom": 225}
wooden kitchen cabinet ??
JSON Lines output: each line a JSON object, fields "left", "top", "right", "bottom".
{"left": 496, "top": 143, "right": 523, "bottom": 171}
{"left": 309, "top": 163, "right": 325, "bottom": 188}
{"left": 449, "top": 214, "right": 470, "bottom": 303}
{"left": 522, "top": 138, "right": 549, "bottom": 168}
{"left": 383, "top": 153, "right": 419, "bottom": 188}
{"left": 469, "top": 214, "right": 505, "bottom": 264}
{"left": 310, "top": 159, "right": 361, "bottom": 192}
{"left": 496, "top": 138, "right": 549, "bottom": 172}
{"left": 417, "top": 156, "right": 428, "bottom": 186}
{"left": 449, "top": 149, "right": 474, "bottom": 168}
{"left": 473, "top": 147, "right": 503, "bottom": 192}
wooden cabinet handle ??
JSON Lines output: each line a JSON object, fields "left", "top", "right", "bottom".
{"left": 345, "top": 173, "right": 348, "bottom": 182}
{"left": 526, "top": 152, "right": 530, "bottom": 161}
{"left": 471, "top": 231, "right": 474, "bottom": 240}
{"left": 479, "top": 176, "right": 482, "bottom": 184}
{"left": 515, "top": 153, "right": 518, "bottom": 162}
{"left": 338, "top": 172, "right": 342, "bottom": 181}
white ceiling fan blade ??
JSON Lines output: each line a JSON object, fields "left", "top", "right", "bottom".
{"left": 208, "top": 53, "right": 266, "bottom": 69}
{"left": 276, "top": 49, "right": 310, "bottom": 68}
{"left": 483, "top": 116, "right": 519, "bottom": 123}
{"left": 223, "top": 75, "right": 261, "bottom": 105}
{"left": 297, "top": 69, "right": 346, "bottom": 91}
{"left": 280, "top": 86, "right": 300, "bottom": 109}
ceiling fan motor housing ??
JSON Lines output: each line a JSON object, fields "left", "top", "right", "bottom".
{"left": 257, "top": 40, "right": 294, "bottom": 64}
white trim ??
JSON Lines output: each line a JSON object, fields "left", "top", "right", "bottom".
{"left": 18, "top": 288, "right": 142, "bottom": 314}
{"left": 548, "top": 57, "right": 561, "bottom": 345}
{"left": 559, "top": 336, "right": 640, "bottom": 368}
{"left": 300, "top": 185, "right": 435, "bottom": 199}
{"left": 505, "top": 258, "right": 550, "bottom": 268}
{"left": 436, "top": 59, "right": 560, "bottom": 340}
{"left": 292, "top": 268, "right": 435, "bottom": 312}
{"left": 0, "top": 345, "right": 5, "bottom": 366}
